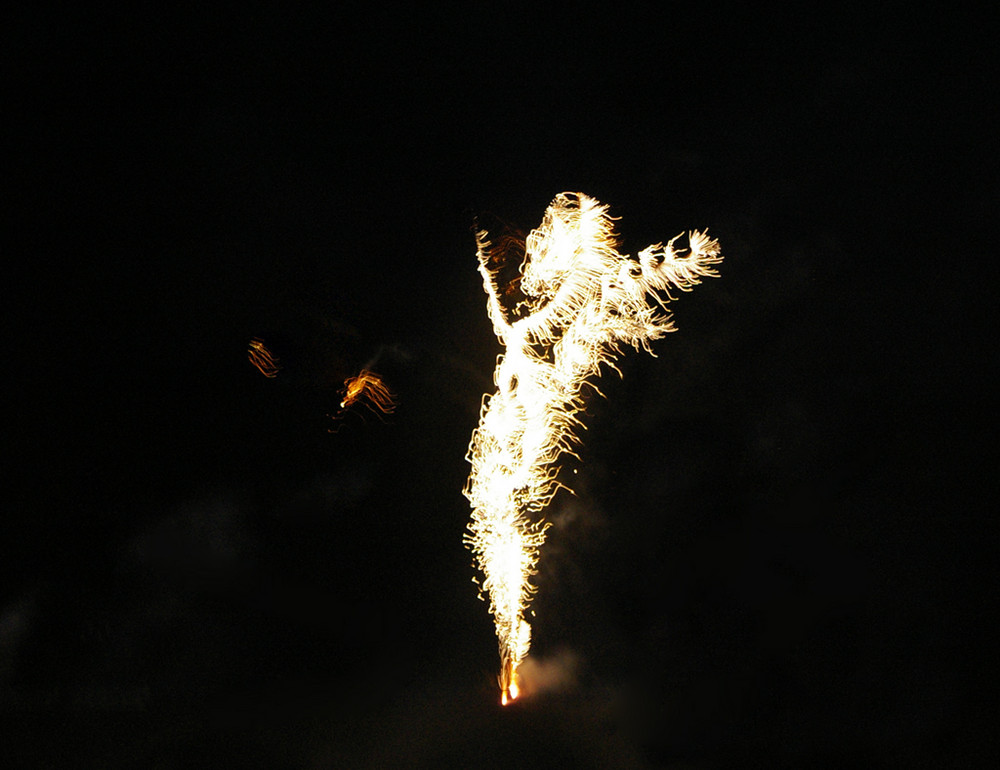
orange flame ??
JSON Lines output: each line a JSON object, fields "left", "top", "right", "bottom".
{"left": 500, "top": 661, "right": 521, "bottom": 705}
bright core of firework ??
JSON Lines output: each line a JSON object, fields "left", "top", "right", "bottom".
{"left": 463, "top": 193, "right": 723, "bottom": 704}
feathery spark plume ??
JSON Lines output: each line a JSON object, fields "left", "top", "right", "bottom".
{"left": 248, "top": 337, "right": 281, "bottom": 378}
{"left": 463, "top": 192, "right": 723, "bottom": 704}
{"left": 338, "top": 369, "right": 397, "bottom": 415}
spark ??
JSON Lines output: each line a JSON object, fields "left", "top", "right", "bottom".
{"left": 464, "top": 192, "right": 723, "bottom": 704}
{"left": 340, "top": 369, "right": 397, "bottom": 414}
{"left": 248, "top": 337, "right": 281, "bottom": 378}
{"left": 327, "top": 369, "right": 397, "bottom": 432}
{"left": 338, "top": 369, "right": 397, "bottom": 415}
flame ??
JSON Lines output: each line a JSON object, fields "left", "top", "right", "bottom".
{"left": 500, "top": 658, "right": 521, "bottom": 706}
{"left": 500, "top": 666, "right": 521, "bottom": 706}
{"left": 248, "top": 337, "right": 280, "bottom": 378}
{"left": 464, "top": 193, "right": 722, "bottom": 702}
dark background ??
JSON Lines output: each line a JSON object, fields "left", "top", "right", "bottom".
{"left": 5, "top": 5, "right": 994, "bottom": 767}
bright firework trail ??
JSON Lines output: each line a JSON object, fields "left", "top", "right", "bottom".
{"left": 338, "top": 369, "right": 396, "bottom": 415}
{"left": 248, "top": 337, "right": 281, "bottom": 378}
{"left": 328, "top": 369, "right": 397, "bottom": 430}
{"left": 463, "top": 193, "right": 723, "bottom": 704}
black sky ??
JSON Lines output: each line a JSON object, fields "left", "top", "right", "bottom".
{"left": 5, "top": 5, "right": 995, "bottom": 768}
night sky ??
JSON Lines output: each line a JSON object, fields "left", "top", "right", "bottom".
{"left": 6, "top": 6, "right": 994, "bottom": 768}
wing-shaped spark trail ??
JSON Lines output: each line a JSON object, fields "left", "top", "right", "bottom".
{"left": 327, "top": 369, "right": 397, "bottom": 431}
{"left": 248, "top": 337, "right": 281, "bottom": 378}
{"left": 327, "top": 369, "right": 396, "bottom": 433}
{"left": 464, "top": 193, "right": 723, "bottom": 704}
{"left": 339, "top": 369, "right": 397, "bottom": 415}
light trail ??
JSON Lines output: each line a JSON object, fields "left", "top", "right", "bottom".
{"left": 328, "top": 369, "right": 397, "bottom": 431}
{"left": 463, "top": 192, "right": 723, "bottom": 704}
{"left": 339, "top": 369, "right": 397, "bottom": 415}
{"left": 248, "top": 337, "right": 281, "bottom": 378}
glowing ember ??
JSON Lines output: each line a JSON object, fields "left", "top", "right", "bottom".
{"left": 464, "top": 192, "right": 723, "bottom": 703}
{"left": 339, "top": 369, "right": 397, "bottom": 415}
{"left": 328, "top": 369, "right": 396, "bottom": 431}
{"left": 502, "top": 671, "right": 521, "bottom": 706}
{"left": 248, "top": 337, "right": 280, "bottom": 378}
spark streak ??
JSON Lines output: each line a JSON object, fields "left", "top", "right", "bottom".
{"left": 339, "top": 369, "right": 397, "bottom": 415}
{"left": 248, "top": 337, "right": 280, "bottom": 378}
{"left": 463, "top": 193, "right": 722, "bottom": 704}
{"left": 325, "top": 368, "right": 398, "bottom": 431}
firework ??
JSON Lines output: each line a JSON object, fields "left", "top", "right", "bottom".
{"left": 464, "top": 193, "right": 722, "bottom": 703}
{"left": 248, "top": 337, "right": 281, "bottom": 378}
{"left": 339, "top": 369, "right": 397, "bottom": 415}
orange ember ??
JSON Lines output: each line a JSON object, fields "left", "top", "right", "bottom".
{"left": 339, "top": 370, "right": 397, "bottom": 415}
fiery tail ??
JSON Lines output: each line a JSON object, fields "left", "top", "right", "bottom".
{"left": 248, "top": 337, "right": 281, "bottom": 378}
{"left": 464, "top": 193, "right": 722, "bottom": 703}
{"left": 339, "top": 369, "right": 397, "bottom": 415}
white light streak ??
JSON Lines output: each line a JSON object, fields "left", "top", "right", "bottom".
{"left": 464, "top": 192, "right": 722, "bottom": 703}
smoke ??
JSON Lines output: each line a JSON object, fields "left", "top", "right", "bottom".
{"left": 515, "top": 649, "right": 582, "bottom": 699}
